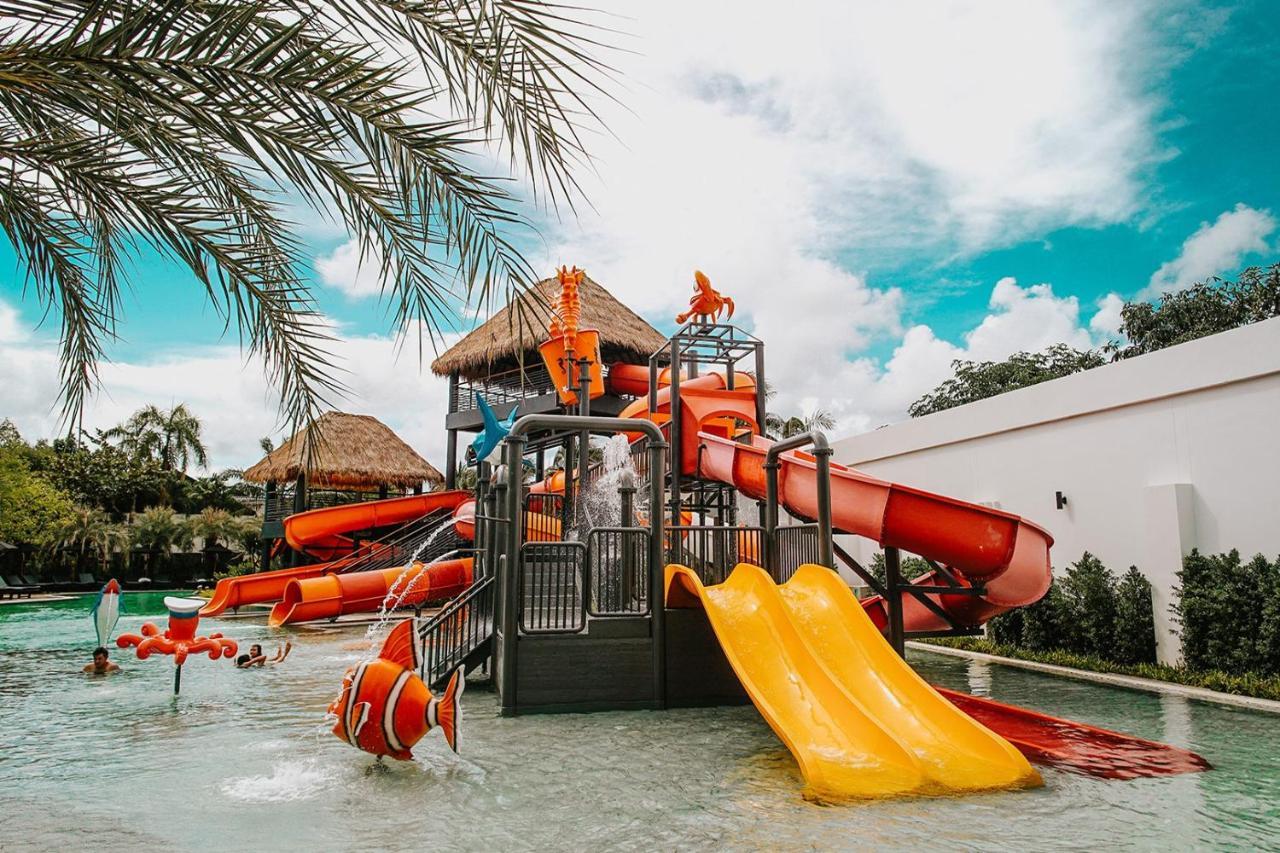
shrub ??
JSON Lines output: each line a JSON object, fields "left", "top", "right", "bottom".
{"left": 987, "top": 608, "right": 1023, "bottom": 647}
{"left": 1059, "top": 552, "right": 1117, "bottom": 658}
{"left": 1258, "top": 562, "right": 1280, "bottom": 676}
{"left": 1112, "top": 567, "right": 1158, "bottom": 665}
{"left": 1020, "top": 578, "right": 1069, "bottom": 651}
{"left": 867, "top": 552, "right": 931, "bottom": 589}
{"left": 1174, "top": 549, "right": 1270, "bottom": 675}
{"left": 214, "top": 559, "right": 258, "bottom": 581}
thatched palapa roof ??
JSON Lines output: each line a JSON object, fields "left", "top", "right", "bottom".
{"left": 242, "top": 412, "right": 443, "bottom": 489}
{"left": 430, "top": 274, "right": 667, "bottom": 380}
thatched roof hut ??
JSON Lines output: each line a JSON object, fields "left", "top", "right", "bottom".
{"left": 430, "top": 274, "right": 666, "bottom": 381}
{"left": 242, "top": 412, "right": 443, "bottom": 489}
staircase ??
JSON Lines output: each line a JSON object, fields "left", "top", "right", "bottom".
{"left": 417, "top": 574, "right": 496, "bottom": 690}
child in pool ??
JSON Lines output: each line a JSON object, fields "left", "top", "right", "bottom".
{"left": 236, "top": 642, "right": 292, "bottom": 668}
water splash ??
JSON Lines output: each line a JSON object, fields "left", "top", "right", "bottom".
{"left": 576, "top": 434, "right": 637, "bottom": 534}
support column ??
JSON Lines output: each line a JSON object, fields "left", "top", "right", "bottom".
{"left": 445, "top": 428, "right": 458, "bottom": 490}
{"left": 1142, "top": 483, "right": 1196, "bottom": 665}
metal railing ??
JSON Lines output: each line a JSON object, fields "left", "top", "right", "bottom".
{"left": 264, "top": 487, "right": 400, "bottom": 523}
{"left": 329, "top": 509, "right": 465, "bottom": 577}
{"left": 665, "top": 525, "right": 767, "bottom": 586}
{"left": 586, "top": 528, "right": 650, "bottom": 616}
{"left": 518, "top": 541, "right": 586, "bottom": 633}
{"left": 451, "top": 362, "right": 555, "bottom": 413}
{"left": 418, "top": 574, "right": 495, "bottom": 689}
{"left": 774, "top": 524, "right": 821, "bottom": 584}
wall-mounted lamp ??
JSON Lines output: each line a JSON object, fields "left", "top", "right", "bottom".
{"left": 1055, "top": 491, "right": 1068, "bottom": 510}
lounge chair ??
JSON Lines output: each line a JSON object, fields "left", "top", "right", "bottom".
{"left": 0, "top": 576, "right": 36, "bottom": 598}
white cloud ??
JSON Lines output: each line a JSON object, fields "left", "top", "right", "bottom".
{"left": 1147, "top": 203, "right": 1275, "bottom": 295}
{"left": 1090, "top": 292, "right": 1126, "bottom": 337}
{"left": 535, "top": 0, "right": 1164, "bottom": 432}
{"left": 0, "top": 297, "right": 454, "bottom": 472}
{"left": 316, "top": 239, "right": 387, "bottom": 299}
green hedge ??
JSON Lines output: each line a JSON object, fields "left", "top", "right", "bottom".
{"left": 925, "top": 637, "right": 1280, "bottom": 703}
{"left": 1174, "top": 549, "right": 1280, "bottom": 676}
{"left": 985, "top": 551, "right": 1158, "bottom": 666}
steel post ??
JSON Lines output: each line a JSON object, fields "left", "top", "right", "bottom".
{"left": 885, "top": 546, "right": 905, "bottom": 657}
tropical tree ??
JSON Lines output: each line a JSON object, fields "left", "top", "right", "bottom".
{"left": 101, "top": 404, "right": 208, "bottom": 472}
{"left": 190, "top": 508, "right": 241, "bottom": 550}
{"left": 908, "top": 344, "right": 1106, "bottom": 418}
{"left": 130, "top": 506, "right": 194, "bottom": 555}
{"left": 0, "top": 442, "right": 75, "bottom": 547}
{"left": 765, "top": 407, "right": 837, "bottom": 440}
{"left": 1108, "top": 263, "right": 1280, "bottom": 359}
{"left": 0, "top": 1, "right": 613, "bottom": 437}
{"left": 51, "top": 506, "right": 114, "bottom": 577}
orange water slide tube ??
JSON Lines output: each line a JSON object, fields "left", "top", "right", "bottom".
{"left": 269, "top": 557, "right": 474, "bottom": 627}
{"left": 201, "top": 558, "right": 355, "bottom": 617}
{"left": 696, "top": 432, "right": 1053, "bottom": 631}
{"left": 284, "top": 490, "right": 473, "bottom": 560}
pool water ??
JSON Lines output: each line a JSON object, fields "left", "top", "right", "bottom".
{"left": 2, "top": 593, "right": 1278, "bottom": 851}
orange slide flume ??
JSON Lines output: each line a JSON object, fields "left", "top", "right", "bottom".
{"left": 201, "top": 491, "right": 472, "bottom": 618}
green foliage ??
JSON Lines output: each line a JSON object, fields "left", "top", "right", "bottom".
{"left": 50, "top": 506, "right": 124, "bottom": 577}
{"left": 1113, "top": 567, "right": 1158, "bottom": 665}
{"left": 925, "top": 637, "right": 1280, "bottom": 703}
{"left": 0, "top": 443, "right": 75, "bottom": 547}
{"left": 215, "top": 559, "right": 259, "bottom": 582}
{"left": 1020, "top": 578, "right": 1069, "bottom": 652}
{"left": 909, "top": 263, "right": 1279, "bottom": 417}
{"left": 100, "top": 404, "right": 208, "bottom": 472}
{"left": 765, "top": 408, "right": 837, "bottom": 440}
{"left": 909, "top": 344, "right": 1106, "bottom": 417}
{"left": 130, "top": 507, "right": 194, "bottom": 554}
{"left": 866, "top": 552, "right": 931, "bottom": 589}
{"left": 1058, "top": 552, "right": 1117, "bottom": 658}
{"left": 0, "top": 1, "right": 613, "bottom": 435}
{"left": 1109, "top": 263, "right": 1280, "bottom": 359}
{"left": 29, "top": 437, "right": 171, "bottom": 513}
{"left": 1174, "top": 549, "right": 1275, "bottom": 675}
{"left": 189, "top": 508, "right": 239, "bottom": 549}
{"left": 987, "top": 608, "right": 1023, "bottom": 647}
{"left": 988, "top": 553, "right": 1157, "bottom": 667}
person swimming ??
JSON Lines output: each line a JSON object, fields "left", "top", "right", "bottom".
{"left": 236, "top": 642, "right": 292, "bottom": 668}
{"left": 83, "top": 646, "right": 121, "bottom": 675}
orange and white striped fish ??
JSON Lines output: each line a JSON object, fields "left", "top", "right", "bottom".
{"left": 328, "top": 619, "right": 463, "bottom": 760}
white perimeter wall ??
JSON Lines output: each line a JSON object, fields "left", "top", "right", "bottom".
{"left": 832, "top": 316, "right": 1280, "bottom": 664}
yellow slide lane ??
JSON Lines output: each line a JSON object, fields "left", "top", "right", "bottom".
{"left": 666, "top": 562, "right": 1040, "bottom": 799}
{"left": 666, "top": 563, "right": 926, "bottom": 799}
{"left": 778, "top": 564, "right": 1041, "bottom": 793}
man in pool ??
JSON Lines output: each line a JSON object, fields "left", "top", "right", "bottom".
{"left": 236, "top": 642, "right": 292, "bottom": 668}
{"left": 83, "top": 647, "right": 121, "bottom": 675}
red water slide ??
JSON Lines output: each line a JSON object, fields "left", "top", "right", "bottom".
{"left": 200, "top": 491, "right": 472, "bottom": 617}
{"left": 612, "top": 363, "right": 1054, "bottom": 633}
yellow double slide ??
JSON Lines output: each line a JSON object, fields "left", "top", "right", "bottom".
{"left": 665, "top": 563, "right": 1041, "bottom": 799}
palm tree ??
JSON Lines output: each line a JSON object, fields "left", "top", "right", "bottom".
{"left": 0, "top": 2, "right": 613, "bottom": 435}
{"left": 52, "top": 506, "right": 113, "bottom": 578}
{"left": 765, "top": 407, "right": 837, "bottom": 440}
{"left": 130, "top": 506, "right": 194, "bottom": 554}
{"left": 190, "top": 508, "right": 241, "bottom": 550}
{"left": 103, "top": 404, "right": 208, "bottom": 472}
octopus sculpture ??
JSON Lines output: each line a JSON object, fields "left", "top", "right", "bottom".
{"left": 117, "top": 597, "right": 238, "bottom": 693}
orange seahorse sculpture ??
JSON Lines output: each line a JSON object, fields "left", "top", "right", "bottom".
{"left": 675, "top": 270, "right": 734, "bottom": 324}
{"left": 551, "top": 265, "right": 585, "bottom": 354}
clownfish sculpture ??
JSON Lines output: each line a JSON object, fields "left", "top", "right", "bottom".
{"left": 328, "top": 619, "right": 464, "bottom": 760}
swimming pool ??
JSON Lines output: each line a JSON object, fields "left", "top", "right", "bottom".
{"left": 2, "top": 593, "right": 1277, "bottom": 851}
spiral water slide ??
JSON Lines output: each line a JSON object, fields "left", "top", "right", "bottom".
{"left": 609, "top": 362, "right": 1054, "bottom": 631}
{"left": 201, "top": 491, "right": 473, "bottom": 618}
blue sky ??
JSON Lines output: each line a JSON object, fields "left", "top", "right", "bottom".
{"left": 2, "top": 0, "right": 1278, "bottom": 469}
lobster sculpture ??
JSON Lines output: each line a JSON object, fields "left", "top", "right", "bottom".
{"left": 675, "top": 270, "right": 734, "bottom": 324}
{"left": 118, "top": 596, "right": 238, "bottom": 693}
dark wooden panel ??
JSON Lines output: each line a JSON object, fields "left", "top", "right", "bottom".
{"left": 515, "top": 635, "right": 655, "bottom": 711}
{"left": 665, "top": 608, "right": 749, "bottom": 707}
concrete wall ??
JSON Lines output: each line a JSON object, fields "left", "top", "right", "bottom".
{"left": 831, "top": 317, "right": 1280, "bottom": 664}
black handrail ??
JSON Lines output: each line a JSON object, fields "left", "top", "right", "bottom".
{"left": 763, "top": 431, "right": 834, "bottom": 569}
{"left": 418, "top": 574, "right": 496, "bottom": 688}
